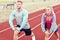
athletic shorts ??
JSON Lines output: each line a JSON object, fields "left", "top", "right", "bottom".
{"left": 16, "top": 25, "right": 32, "bottom": 36}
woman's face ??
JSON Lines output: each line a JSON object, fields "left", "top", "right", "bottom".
{"left": 46, "top": 8, "right": 52, "bottom": 15}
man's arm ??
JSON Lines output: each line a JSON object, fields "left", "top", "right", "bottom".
{"left": 9, "top": 11, "right": 15, "bottom": 30}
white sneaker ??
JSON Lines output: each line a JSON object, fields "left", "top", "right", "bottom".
{"left": 57, "top": 38, "right": 59, "bottom": 40}
{"left": 32, "top": 36, "right": 36, "bottom": 40}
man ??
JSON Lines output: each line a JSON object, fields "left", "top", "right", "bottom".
{"left": 9, "top": 0, "right": 36, "bottom": 40}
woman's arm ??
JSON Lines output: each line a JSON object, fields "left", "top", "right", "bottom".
{"left": 41, "top": 13, "right": 46, "bottom": 32}
{"left": 52, "top": 13, "right": 56, "bottom": 23}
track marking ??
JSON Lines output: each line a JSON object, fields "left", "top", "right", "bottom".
{"left": 48, "top": 24, "right": 60, "bottom": 40}
{"left": 18, "top": 7, "right": 60, "bottom": 39}
{"left": 18, "top": 23, "right": 41, "bottom": 39}
{"left": 0, "top": 6, "right": 60, "bottom": 33}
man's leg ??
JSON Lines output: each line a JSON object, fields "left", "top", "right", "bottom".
{"left": 31, "top": 32, "right": 36, "bottom": 40}
{"left": 14, "top": 28, "right": 20, "bottom": 40}
{"left": 24, "top": 29, "right": 36, "bottom": 40}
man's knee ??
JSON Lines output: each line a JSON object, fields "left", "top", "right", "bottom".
{"left": 31, "top": 32, "right": 35, "bottom": 36}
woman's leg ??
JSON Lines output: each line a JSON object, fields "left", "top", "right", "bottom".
{"left": 45, "top": 30, "right": 50, "bottom": 40}
{"left": 55, "top": 32, "right": 59, "bottom": 40}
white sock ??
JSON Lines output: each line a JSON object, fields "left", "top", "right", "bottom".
{"left": 57, "top": 38, "right": 59, "bottom": 40}
{"left": 32, "top": 36, "right": 36, "bottom": 40}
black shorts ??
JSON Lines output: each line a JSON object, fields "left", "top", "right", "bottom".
{"left": 16, "top": 25, "right": 32, "bottom": 36}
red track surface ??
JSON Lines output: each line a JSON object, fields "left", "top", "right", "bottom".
{"left": 0, "top": 5, "right": 60, "bottom": 40}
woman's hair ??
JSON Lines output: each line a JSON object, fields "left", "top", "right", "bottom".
{"left": 46, "top": 6, "right": 54, "bottom": 13}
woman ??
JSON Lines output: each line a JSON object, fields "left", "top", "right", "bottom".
{"left": 41, "top": 6, "right": 59, "bottom": 40}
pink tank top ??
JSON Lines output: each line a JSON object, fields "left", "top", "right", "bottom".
{"left": 45, "top": 14, "right": 53, "bottom": 29}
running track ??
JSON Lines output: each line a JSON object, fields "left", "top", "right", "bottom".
{"left": 0, "top": 5, "right": 60, "bottom": 40}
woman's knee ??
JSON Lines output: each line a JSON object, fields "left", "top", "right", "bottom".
{"left": 45, "top": 32, "right": 49, "bottom": 37}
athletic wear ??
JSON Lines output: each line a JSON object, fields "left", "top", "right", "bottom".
{"left": 9, "top": 9, "right": 30, "bottom": 31}
{"left": 45, "top": 14, "right": 52, "bottom": 29}
{"left": 16, "top": 25, "right": 31, "bottom": 36}
{"left": 41, "top": 12, "right": 58, "bottom": 33}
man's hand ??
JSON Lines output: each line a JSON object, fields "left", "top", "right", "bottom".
{"left": 14, "top": 27, "right": 20, "bottom": 34}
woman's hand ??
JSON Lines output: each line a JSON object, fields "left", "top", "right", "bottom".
{"left": 45, "top": 30, "right": 50, "bottom": 35}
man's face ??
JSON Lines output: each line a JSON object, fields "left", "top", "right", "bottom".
{"left": 16, "top": 2, "right": 22, "bottom": 9}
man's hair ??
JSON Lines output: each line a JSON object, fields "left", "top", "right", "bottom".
{"left": 17, "top": 0, "right": 23, "bottom": 4}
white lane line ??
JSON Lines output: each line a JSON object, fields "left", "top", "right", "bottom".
{"left": 0, "top": 6, "right": 60, "bottom": 33}
{"left": 54, "top": 5, "right": 60, "bottom": 10}
{"left": 0, "top": 12, "right": 42, "bottom": 33}
{"left": 0, "top": 13, "right": 42, "bottom": 33}
{"left": 0, "top": 27, "right": 11, "bottom": 33}
{"left": 29, "top": 14, "right": 42, "bottom": 20}
{"left": 0, "top": 25, "right": 16, "bottom": 33}
{"left": 18, "top": 23, "right": 41, "bottom": 39}
{"left": 48, "top": 24, "right": 60, "bottom": 40}
{"left": 18, "top": 9, "right": 60, "bottom": 39}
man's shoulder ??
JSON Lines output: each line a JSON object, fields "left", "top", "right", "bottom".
{"left": 22, "top": 8, "right": 28, "bottom": 12}
{"left": 11, "top": 9, "right": 17, "bottom": 14}
{"left": 10, "top": 10, "right": 17, "bottom": 16}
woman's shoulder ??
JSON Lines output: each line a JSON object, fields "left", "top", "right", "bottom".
{"left": 42, "top": 13, "right": 46, "bottom": 16}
